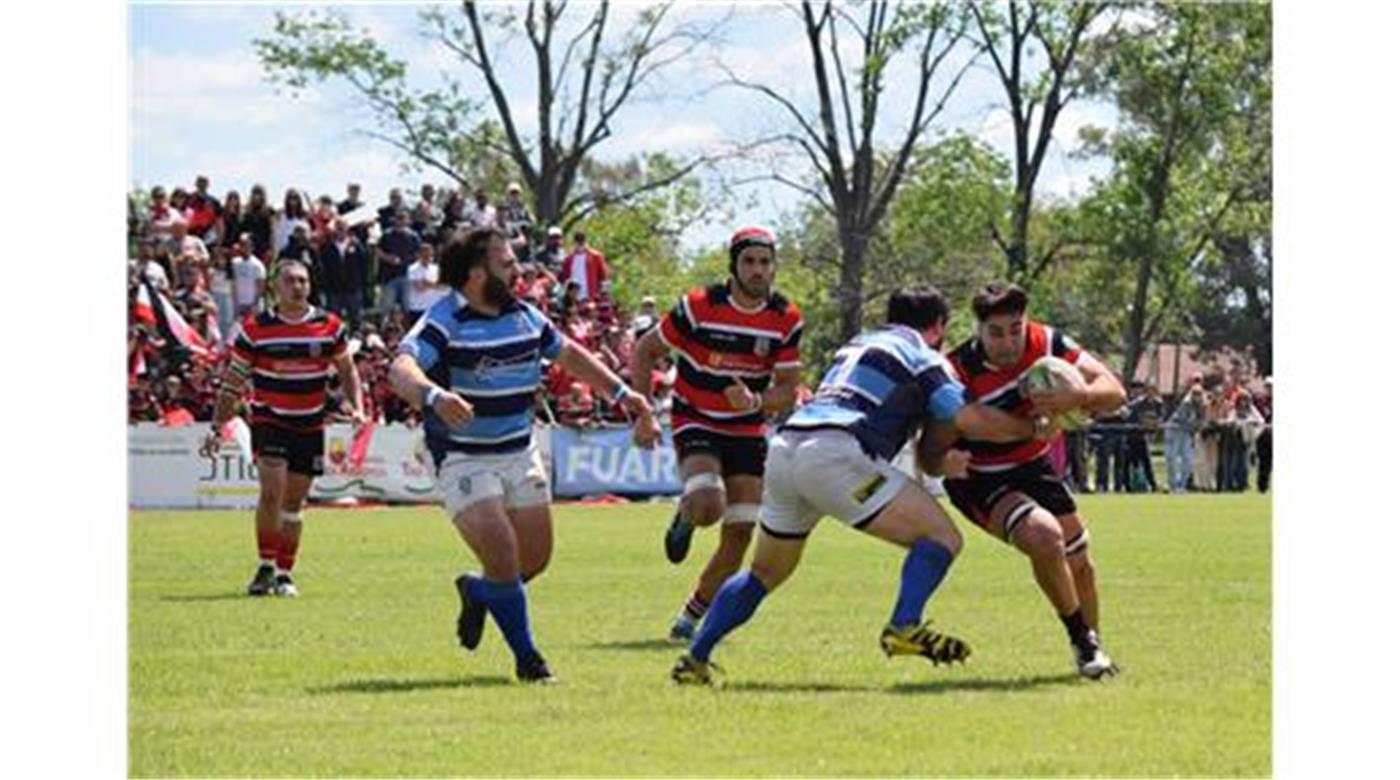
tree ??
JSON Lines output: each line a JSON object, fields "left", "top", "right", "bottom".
{"left": 257, "top": 1, "right": 726, "bottom": 228}
{"left": 971, "top": 0, "right": 1106, "bottom": 282}
{"left": 1077, "top": 2, "right": 1270, "bottom": 378}
{"left": 725, "top": 0, "right": 977, "bottom": 342}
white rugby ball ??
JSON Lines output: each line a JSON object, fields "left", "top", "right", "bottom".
{"left": 1018, "top": 356, "right": 1091, "bottom": 430}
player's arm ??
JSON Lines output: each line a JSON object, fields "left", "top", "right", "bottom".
{"left": 953, "top": 403, "right": 1041, "bottom": 443}
{"left": 628, "top": 325, "right": 670, "bottom": 396}
{"left": 387, "top": 319, "right": 474, "bottom": 426}
{"left": 554, "top": 337, "right": 652, "bottom": 421}
{"left": 200, "top": 347, "right": 253, "bottom": 457}
{"left": 331, "top": 352, "right": 366, "bottom": 425}
{"left": 1073, "top": 352, "right": 1128, "bottom": 414}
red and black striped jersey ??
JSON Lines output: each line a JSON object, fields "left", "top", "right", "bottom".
{"left": 947, "top": 320, "right": 1088, "bottom": 471}
{"left": 230, "top": 307, "right": 348, "bottom": 432}
{"left": 657, "top": 283, "right": 802, "bottom": 437}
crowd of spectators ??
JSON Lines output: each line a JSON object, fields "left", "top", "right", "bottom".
{"left": 128, "top": 175, "right": 675, "bottom": 429}
{"left": 1056, "top": 374, "right": 1273, "bottom": 495}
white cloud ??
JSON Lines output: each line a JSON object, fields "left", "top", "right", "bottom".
{"left": 608, "top": 121, "right": 724, "bottom": 158}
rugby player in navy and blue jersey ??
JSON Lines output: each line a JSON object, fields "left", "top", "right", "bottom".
{"left": 671, "top": 286, "right": 1050, "bottom": 686}
{"left": 389, "top": 227, "right": 653, "bottom": 684}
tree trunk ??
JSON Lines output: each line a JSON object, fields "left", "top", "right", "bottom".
{"left": 837, "top": 228, "right": 867, "bottom": 342}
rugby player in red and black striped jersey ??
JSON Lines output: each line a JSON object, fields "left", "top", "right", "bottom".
{"left": 942, "top": 282, "right": 1125, "bottom": 678}
{"left": 201, "top": 259, "right": 365, "bottom": 597}
{"left": 631, "top": 226, "right": 804, "bottom": 643}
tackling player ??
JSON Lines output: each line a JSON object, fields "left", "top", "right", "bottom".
{"left": 670, "top": 286, "right": 1042, "bottom": 685}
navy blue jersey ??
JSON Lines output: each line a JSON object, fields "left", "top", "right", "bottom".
{"left": 398, "top": 292, "right": 563, "bottom": 459}
{"left": 782, "top": 325, "right": 965, "bottom": 461}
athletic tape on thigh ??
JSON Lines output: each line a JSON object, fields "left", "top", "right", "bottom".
{"left": 724, "top": 502, "right": 761, "bottom": 525}
{"left": 1064, "top": 527, "right": 1091, "bottom": 556}
{"left": 279, "top": 510, "right": 303, "bottom": 524}
{"left": 1001, "top": 501, "right": 1037, "bottom": 541}
{"left": 683, "top": 471, "right": 726, "bottom": 497}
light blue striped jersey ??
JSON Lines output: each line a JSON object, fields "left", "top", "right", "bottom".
{"left": 397, "top": 292, "right": 563, "bottom": 461}
{"left": 781, "top": 324, "right": 966, "bottom": 461}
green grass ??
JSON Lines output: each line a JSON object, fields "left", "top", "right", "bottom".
{"left": 130, "top": 494, "right": 1270, "bottom": 777}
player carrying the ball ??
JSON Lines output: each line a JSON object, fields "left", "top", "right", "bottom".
{"left": 941, "top": 282, "right": 1126, "bottom": 679}
{"left": 670, "top": 285, "right": 1045, "bottom": 686}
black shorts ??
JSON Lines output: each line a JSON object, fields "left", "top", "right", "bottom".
{"left": 252, "top": 425, "right": 325, "bottom": 477}
{"left": 944, "top": 456, "right": 1077, "bottom": 540}
{"left": 673, "top": 427, "right": 767, "bottom": 478}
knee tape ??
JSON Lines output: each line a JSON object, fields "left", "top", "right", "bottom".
{"left": 723, "top": 502, "right": 761, "bottom": 526}
{"left": 683, "top": 472, "right": 726, "bottom": 498}
{"left": 1064, "top": 527, "right": 1091, "bottom": 557}
{"left": 279, "top": 510, "right": 304, "bottom": 524}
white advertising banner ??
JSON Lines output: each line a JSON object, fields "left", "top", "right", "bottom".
{"left": 129, "top": 423, "right": 555, "bottom": 509}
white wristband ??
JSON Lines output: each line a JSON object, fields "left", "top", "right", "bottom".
{"left": 424, "top": 385, "right": 444, "bottom": 409}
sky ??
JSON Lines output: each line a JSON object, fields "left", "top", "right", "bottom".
{"left": 130, "top": 0, "right": 1116, "bottom": 250}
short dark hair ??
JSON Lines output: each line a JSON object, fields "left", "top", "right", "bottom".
{"left": 440, "top": 227, "right": 502, "bottom": 289}
{"left": 886, "top": 285, "right": 949, "bottom": 330}
{"left": 971, "top": 281, "right": 1029, "bottom": 322}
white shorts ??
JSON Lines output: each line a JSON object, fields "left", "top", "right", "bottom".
{"left": 760, "top": 429, "right": 909, "bottom": 539}
{"left": 436, "top": 444, "right": 551, "bottom": 519}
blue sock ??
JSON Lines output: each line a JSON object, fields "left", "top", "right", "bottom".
{"left": 690, "top": 570, "right": 768, "bottom": 662}
{"left": 470, "top": 577, "right": 538, "bottom": 662}
{"left": 889, "top": 538, "right": 954, "bottom": 627}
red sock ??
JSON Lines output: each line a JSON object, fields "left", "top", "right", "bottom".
{"left": 276, "top": 521, "right": 302, "bottom": 572}
{"left": 256, "top": 524, "right": 282, "bottom": 563}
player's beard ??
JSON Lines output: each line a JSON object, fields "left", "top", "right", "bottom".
{"left": 484, "top": 274, "right": 515, "bottom": 308}
{"left": 736, "top": 274, "right": 770, "bottom": 301}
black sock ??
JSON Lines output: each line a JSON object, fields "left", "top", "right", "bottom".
{"left": 1060, "top": 607, "right": 1091, "bottom": 647}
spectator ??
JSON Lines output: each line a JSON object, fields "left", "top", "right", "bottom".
{"left": 169, "top": 188, "right": 192, "bottom": 221}
{"left": 405, "top": 242, "right": 445, "bottom": 324}
{"left": 318, "top": 218, "right": 370, "bottom": 331}
{"left": 1164, "top": 383, "right": 1206, "bottom": 493}
{"left": 1195, "top": 390, "right": 1227, "bottom": 492}
{"left": 533, "top": 224, "right": 566, "bottom": 275}
{"left": 561, "top": 229, "right": 611, "bottom": 303}
{"left": 412, "top": 183, "right": 444, "bottom": 241}
{"left": 271, "top": 188, "right": 310, "bottom": 256}
{"left": 309, "top": 194, "right": 338, "bottom": 245}
{"left": 137, "top": 241, "right": 171, "bottom": 293}
{"left": 1255, "top": 378, "right": 1273, "bottom": 493}
{"left": 632, "top": 295, "right": 660, "bottom": 335}
{"left": 1063, "top": 428, "right": 1090, "bottom": 493}
{"left": 207, "top": 246, "right": 236, "bottom": 339}
{"left": 556, "top": 381, "right": 596, "bottom": 428}
{"left": 241, "top": 185, "right": 275, "bottom": 259}
{"left": 374, "top": 209, "right": 420, "bottom": 316}
{"left": 1125, "top": 383, "right": 1163, "bottom": 492}
{"left": 145, "top": 186, "right": 180, "bottom": 241}
{"left": 168, "top": 219, "right": 210, "bottom": 288}
{"left": 230, "top": 233, "right": 266, "bottom": 318}
{"left": 187, "top": 175, "right": 222, "bottom": 244}
{"left": 377, "top": 188, "right": 406, "bottom": 233}
{"left": 514, "top": 261, "right": 555, "bottom": 313}
{"left": 499, "top": 181, "right": 534, "bottom": 255}
{"left": 337, "top": 182, "right": 363, "bottom": 216}
{"left": 465, "top": 186, "right": 497, "bottom": 229}
{"left": 218, "top": 190, "right": 243, "bottom": 249}
{"left": 1091, "top": 404, "right": 1130, "bottom": 493}
{"left": 442, "top": 187, "right": 467, "bottom": 234}
{"left": 1222, "top": 391, "right": 1265, "bottom": 492}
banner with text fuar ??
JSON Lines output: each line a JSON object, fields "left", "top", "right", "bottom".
{"left": 550, "top": 426, "right": 681, "bottom": 498}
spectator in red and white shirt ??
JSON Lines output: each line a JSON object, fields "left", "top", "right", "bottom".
{"left": 561, "top": 229, "right": 611, "bottom": 303}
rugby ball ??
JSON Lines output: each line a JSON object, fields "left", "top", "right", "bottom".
{"left": 1018, "top": 356, "right": 1091, "bottom": 430}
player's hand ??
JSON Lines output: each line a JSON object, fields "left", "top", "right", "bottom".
{"left": 1030, "top": 413, "right": 1062, "bottom": 442}
{"left": 1028, "top": 387, "right": 1085, "bottom": 415}
{"left": 199, "top": 428, "right": 223, "bottom": 458}
{"left": 724, "top": 378, "right": 759, "bottom": 412}
{"left": 617, "top": 388, "right": 653, "bottom": 421}
{"left": 939, "top": 449, "right": 972, "bottom": 480}
{"left": 632, "top": 412, "right": 663, "bottom": 449}
{"left": 348, "top": 408, "right": 369, "bottom": 429}
{"left": 432, "top": 391, "right": 475, "bottom": 428}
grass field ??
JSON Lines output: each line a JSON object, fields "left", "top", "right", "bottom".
{"left": 129, "top": 494, "right": 1270, "bottom": 777}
